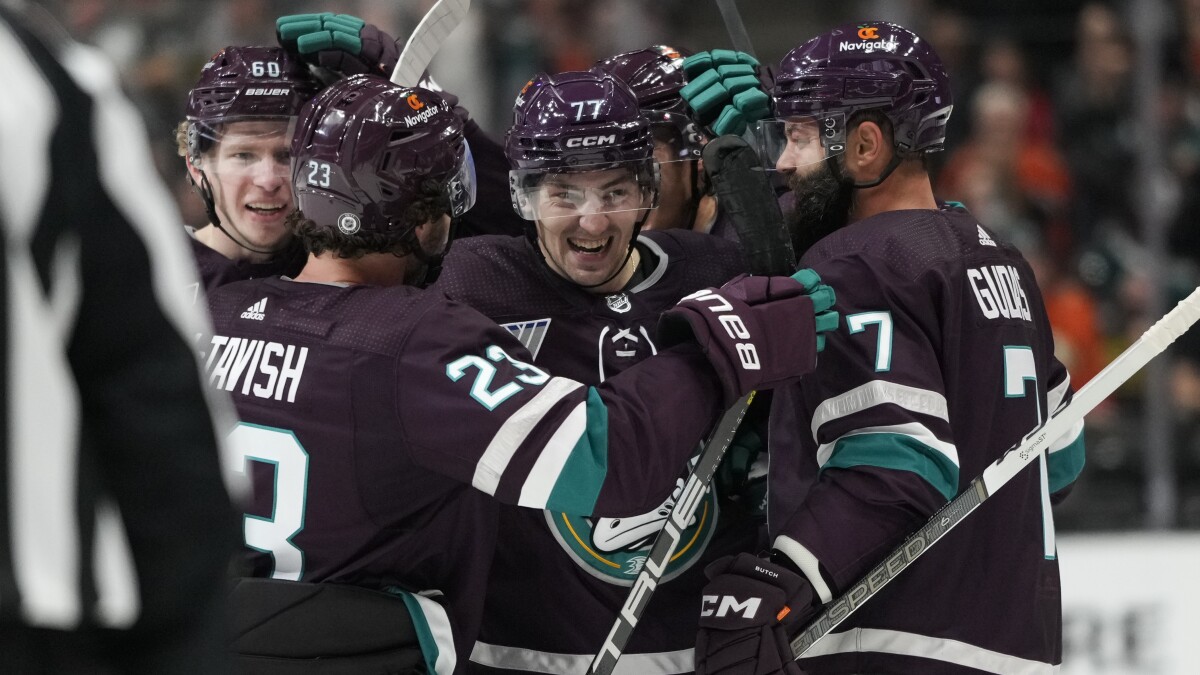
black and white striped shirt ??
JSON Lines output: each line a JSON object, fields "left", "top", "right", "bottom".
{"left": 0, "top": 5, "right": 236, "bottom": 670}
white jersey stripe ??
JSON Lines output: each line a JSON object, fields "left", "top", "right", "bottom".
{"left": 1046, "top": 371, "right": 1072, "bottom": 414}
{"left": 472, "top": 377, "right": 583, "bottom": 495}
{"left": 802, "top": 627, "right": 1060, "bottom": 674}
{"left": 1048, "top": 419, "right": 1084, "bottom": 454}
{"left": 810, "top": 380, "right": 949, "bottom": 441}
{"left": 407, "top": 592, "right": 458, "bottom": 675}
{"left": 1, "top": 16, "right": 82, "bottom": 628}
{"left": 470, "top": 641, "right": 693, "bottom": 674}
{"left": 518, "top": 400, "right": 587, "bottom": 508}
{"left": 816, "top": 422, "right": 959, "bottom": 469}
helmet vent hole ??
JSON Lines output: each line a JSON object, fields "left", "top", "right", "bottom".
{"left": 389, "top": 129, "right": 410, "bottom": 143}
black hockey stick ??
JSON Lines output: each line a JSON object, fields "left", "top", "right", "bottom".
{"left": 589, "top": 137, "right": 794, "bottom": 675}
{"left": 790, "top": 286, "right": 1200, "bottom": 660}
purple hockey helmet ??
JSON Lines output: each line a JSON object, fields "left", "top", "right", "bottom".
{"left": 763, "top": 21, "right": 953, "bottom": 170}
{"left": 593, "top": 45, "right": 706, "bottom": 162}
{"left": 185, "top": 46, "right": 321, "bottom": 162}
{"left": 290, "top": 75, "right": 475, "bottom": 241}
{"left": 505, "top": 70, "right": 658, "bottom": 221}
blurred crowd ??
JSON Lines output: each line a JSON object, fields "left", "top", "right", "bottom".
{"left": 38, "top": 0, "right": 1200, "bottom": 529}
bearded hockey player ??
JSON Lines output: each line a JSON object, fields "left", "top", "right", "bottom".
{"left": 433, "top": 70, "right": 830, "bottom": 674}
{"left": 178, "top": 46, "right": 320, "bottom": 292}
{"left": 677, "top": 22, "right": 1087, "bottom": 675}
{"left": 208, "top": 74, "right": 832, "bottom": 673}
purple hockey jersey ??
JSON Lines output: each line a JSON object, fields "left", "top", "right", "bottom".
{"left": 187, "top": 228, "right": 306, "bottom": 294}
{"left": 769, "top": 209, "right": 1085, "bottom": 674}
{"left": 435, "top": 231, "right": 760, "bottom": 675}
{"left": 204, "top": 276, "right": 730, "bottom": 672}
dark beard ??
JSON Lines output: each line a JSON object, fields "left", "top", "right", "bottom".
{"left": 785, "top": 160, "right": 854, "bottom": 258}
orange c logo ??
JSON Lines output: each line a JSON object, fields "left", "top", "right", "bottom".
{"left": 858, "top": 26, "right": 879, "bottom": 40}
{"left": 407, "top": 94, "right": 424, "bottom": 111}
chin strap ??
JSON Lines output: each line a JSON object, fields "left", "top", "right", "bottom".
{"left": 190, "top": 169, "right": 290, "bottom": 257}
{"left": 826, "top": 150, "right": 905, "bottom": 190}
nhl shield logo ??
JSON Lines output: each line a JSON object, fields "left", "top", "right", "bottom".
{"left": 605, "top": 293, "right": 632, "bottom": 313}
{"left": 337, "top": 213, "right": 361, "bottom": 235}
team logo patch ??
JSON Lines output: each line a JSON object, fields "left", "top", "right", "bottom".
{"left": 337, "top": 213, "right": 361, "bottom": 235}
{"left": 501, "top": 318, "right": 551, "bottom": 360}
{"left": 605, "top": 293, "right": 632, "bottom": 313}
{"left": 546, "top": 460, "right": 718, "bottom": 585}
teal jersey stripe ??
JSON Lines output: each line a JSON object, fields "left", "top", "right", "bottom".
{"left": 823, "top": 433, "right": 959, "bottom": 501}
{"left": 1047, "top": 433, "right": 1085, "bottom": 493}
{"left": 545, "top": 387, "right": 610, "bottom": 515}
{"left": 399, "top": 592, "right": 441, "bottom": 674}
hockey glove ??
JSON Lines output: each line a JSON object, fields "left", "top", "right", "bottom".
{"left": 658, "top": 271, "right": 836, "bottom": 406}
{"left": 680, "top": 50, "right": 772, "bottom": 137}
{"left": 790, "top": 268, "right": 837, "bottom": 353}
{"left": 696, "top": 552, "right": 818, "bottom": 675}
{"left": 276, "top": 13, "right": 399, "bottom": 78}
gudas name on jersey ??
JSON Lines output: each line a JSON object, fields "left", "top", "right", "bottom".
{"left": 967, "top": 264, "right": 1032, "bottom": 321}
{"left": 205, "top": 335, "right": 308, "bottom": 403}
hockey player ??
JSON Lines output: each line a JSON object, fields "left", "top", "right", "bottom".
{"left": 209, "top": 74, "right": 834, "bottom": 673}
{"left": 178, "top": 46, "right": 321, "bottom": 292}
{"left": 273, "top": 11, "right": 526, "bottom": 240}
{"left": 593, "top": 45, "right": 732, "bottom": 239}
{"left": 681, "top": 22, "right": 1086, "bottom": 674}
{"left": 433, "top": 70, "right": 828, "bottom": 675}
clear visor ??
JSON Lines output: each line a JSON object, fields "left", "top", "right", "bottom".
{"left": 509, "top": 161, "right": 659, "bottom": 222}
{"left": 190, "top": 118, "right": 294, "bottom": 179}
{"left": 448, "top": 140, "right": 477, "bottom": 217}
{"left": 749, "top": 112, "right": 847, "bottom": 172}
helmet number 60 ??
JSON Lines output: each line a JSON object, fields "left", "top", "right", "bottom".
{"left": 251, "top": 61, "right": 282, "bottom": 77}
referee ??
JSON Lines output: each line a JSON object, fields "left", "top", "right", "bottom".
{"left": 0, "top": 4, "right": 237, "bottom": 672}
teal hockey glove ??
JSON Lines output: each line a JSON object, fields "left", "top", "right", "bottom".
{"left": 791, "top": 268, "right": 837, "bottom": 352}
{"left": 680, "top": 50, "right": 772, "bottom": 136}
{"left": 276, "top": 13, "right": 399, "bottom": 77}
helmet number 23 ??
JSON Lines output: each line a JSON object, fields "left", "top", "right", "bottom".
{"left": 446, "top": 345, "right": 551, "bottom": 410}
{"left": 307, "top": 161, "right": 331, "bottom": 187}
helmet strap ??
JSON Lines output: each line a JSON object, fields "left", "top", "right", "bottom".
{"left": 850, "top": 149, "right": 904, "bottom": 190}
{"left": 192, "top": 169, "right": 289, "bottom": 257}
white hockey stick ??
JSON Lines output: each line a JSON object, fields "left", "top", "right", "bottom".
{"left": 389, "top": 0, "right": 471, "bottom": 86}
{"left": 790, "top": 286, "right": 1200, "bottom": 660}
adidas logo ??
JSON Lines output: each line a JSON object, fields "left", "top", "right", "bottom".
{"left": 977, "top": 224, "right": 996, "bottom": 247}
{"left": 240, "top": 297, "right": 268, "bottom": 321}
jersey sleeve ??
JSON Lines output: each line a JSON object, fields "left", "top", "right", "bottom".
{"left": 397, "top": 294, "right": 724, "bottom": 518}
{"left": 769, "top": 255, "right": 951, "bottom": 600}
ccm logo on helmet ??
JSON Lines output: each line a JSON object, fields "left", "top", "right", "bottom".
{"left": 565, "top": 134, "right": 617, "bottom": 148}
{"left": 701, "top": 595, "right": 762, "bottom": 619}
{"left": 679, "top": 289, "right": 761, "bottom": 371}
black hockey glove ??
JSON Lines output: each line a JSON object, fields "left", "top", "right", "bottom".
{"left": 658, "top": 270, "right": 837, "bottom": 407}
{"left": 696, "top": 552, "right": 818, "bottom": 675}
{"left": 276, "top": 13, "right": 400, "bottom": 78}
{"left": 679, "top": 50, "right": 773, "bottom": 136}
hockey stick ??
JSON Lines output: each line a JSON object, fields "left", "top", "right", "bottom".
{"left": 790, "top": 285, "right": 1200, "bottom": 660}
{"left": 589, "top": 136, "right": 794, "bottom": 675}
{"left": 714, "top": 0, "right": 755, "bottom": 56}
{"left": 389, "top": 0, "right": 471, "bottom": 86}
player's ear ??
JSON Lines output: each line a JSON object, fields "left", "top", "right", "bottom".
{"left": 847, "top": 120, "right": 886, "bottom": 176}
{"left": 185, "top": 154, "right": 203, "bottom": 186}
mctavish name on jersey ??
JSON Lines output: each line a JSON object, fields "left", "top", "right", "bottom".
{"left": 205, "top": 335, "right": 309, "bottom": 403}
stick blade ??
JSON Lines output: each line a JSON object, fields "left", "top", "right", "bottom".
{"left": 390, "top": 0, "right": 472, "bottom": 86}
